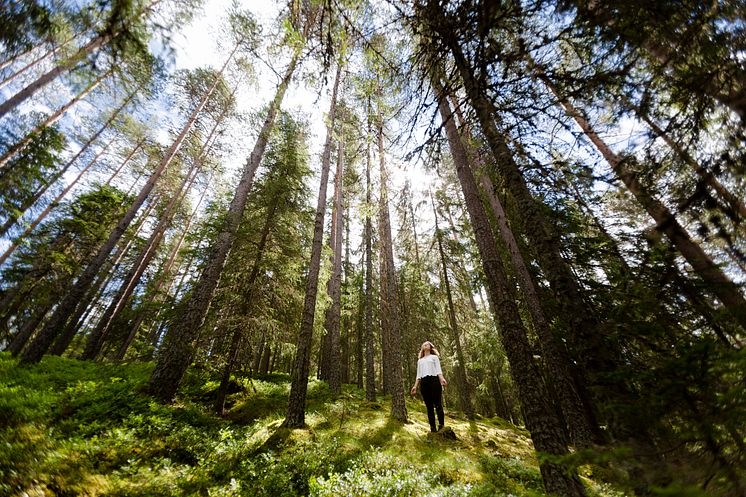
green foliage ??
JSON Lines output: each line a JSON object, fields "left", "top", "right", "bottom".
{"left": 0, "top": 119, "right": 66, "bottom": 229}
{"left": 473, "top": 454, "right": 544, "bottom": 497}
{"left": 310, "top": 450, "right": 473, "bottom": 497}
{"left": 0, "top": 0, "right": 55, "bottom": 54}
{"left": 0, "top": 353, "right": 633, "bottom": 497}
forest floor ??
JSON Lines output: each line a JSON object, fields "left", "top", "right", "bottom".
{"left": 0, "top": 353, "right": 627, "bottom": 497}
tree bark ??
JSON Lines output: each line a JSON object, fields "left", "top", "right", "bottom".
{"left": 81, "top": 89, "right": 230, "bottom": 360}
{"left": 284, "top": 61, "right": 342, "bottom": 428}
{"left": 0, "top": 0, "right": 161, "bottom": 120}
{"left": 259, "top": 344, "right": 271, "bottom": 374}
{"left": 379, "top": 248, "right": 390, "bottom": 395}
{"left": 0, "top": 34, "right": 110, "bottom": 121}
{"left": 148, "top": 51, "right": 300, "bottom": 403}
{"left": 341, "top": 205, "right": 351, "bottom": 384}
{"left": 0, "top": 137, "right": 117, "bottom": 266}
{"left": 0, "top": 87, "right": 142, "bottom": 241}
{"left": 377, "top": 99, "right": 407, "bottom": 422}
{"left": 7, "top": 306, "right": 48, "bottom": 356}
{"left": 116, "top": 171, "right": 212, "bottom": 361}
{"left": 489, "top": 372, "right": 511, "bottom": 422}
{"left": 323, "top": 139, "right": 345, "bottom": 393}
{"left": 356, "top": 262, "right": 365, "bottom": 389}
{"left": 0, "top": 40, "right": 42, "bottom": 73}
{"left": 364, "top": 100, "right": 376, "bottom": 402}
{"left": 436, "top": 81, "right": 586, "bottom": 497}
{"left": 478, "top": 168, "right": 599, "bottom": 446}
{"left": 448, "top": 40, "right": 632, "bottom": 437}
{"left": 80, "top": 159, "right": 201, "bottom": 360}
{"left": 0, "top": 33, "right": 80, "bottom": 90}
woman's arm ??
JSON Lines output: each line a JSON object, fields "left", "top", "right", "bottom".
{"left": 434, "top": 356, "right": 447, "bottom": 386}
{"left": 410, "top": 377, "right": 420, "bottom": 396}
{"left": 438, "top": 373, "right": 448, "bottom": 387}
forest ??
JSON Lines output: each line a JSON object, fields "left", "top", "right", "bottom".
{"left": 0, "top": 0, "right": 744, "bottom": 496}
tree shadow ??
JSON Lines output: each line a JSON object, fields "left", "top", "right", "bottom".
{"left": 252, "top": 422, "right": 292, "bottom": 454}
{"left": 357, "top": 417, "right": 404, "bottom": 448}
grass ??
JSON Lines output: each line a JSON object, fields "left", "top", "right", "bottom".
{"left": 0, "top": 352, "right": 628, "bottom": 497}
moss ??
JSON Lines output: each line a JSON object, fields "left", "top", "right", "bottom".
{"left": 0, "top": 353, "right": 628, "bottom": 497}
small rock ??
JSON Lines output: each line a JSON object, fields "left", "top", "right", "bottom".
{"left": 437, "top": 427, "right": 458, "bottom": 440}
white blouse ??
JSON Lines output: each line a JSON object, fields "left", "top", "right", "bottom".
{"left": 416, "top": 354, "right": 443, "bottom": 379}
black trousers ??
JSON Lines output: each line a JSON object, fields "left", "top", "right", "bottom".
{"left": 420, "top": 375, "right": 444, "bottom": 432}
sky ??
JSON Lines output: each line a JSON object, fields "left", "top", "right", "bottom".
{"left": 161, "top": 0, "right": 441, "bottom": 261}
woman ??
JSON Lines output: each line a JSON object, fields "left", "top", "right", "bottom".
{"left": 410, "top": 341, "right": 448, "bottom": 432}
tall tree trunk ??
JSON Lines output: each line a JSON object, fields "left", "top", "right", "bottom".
{"left": 533, "top": 66, "right": 746, "bottom": 330}
{"left": 284, "top": 61, "right": 342, "bottom": 428}
{"left": 0, "top": 39, "right": 43, "bottom": 72}
{"left": 356, "top": 264, "right": 365, "bottom": 389}
{"left": 364, "top": 100, "right": 376, "bottom": 402}
{"left": 259, "top": 344, "right": 271, "bottom": 374}
{"left": 456, "top": 97, "right": 601, "bottom": 443}
{"left": 0, "top": 34, "right": 110, "bottom": 120}
{"left": 436, "top": 80, "right": 586, "bottom": 497}
{"left": 81, "top": 89, "right": 230, "bottom": 360}
{"left": 0, "top": 88, "right": 142, "bottom": 240}
{"left": 270, "top": 345, "right": 279, "bottom": 373}
{"left": 116, "top": 172, "right": 212, "bottom": 361}
{"left": 0, "top": 124, "right": 145, "bottom": 265}
{"left": 0, "top": 231, "right": 72, "bottom": 331}
{"left": 399, "top": 270, "right": 413, "bottom": 387}
{"left": 341, "top": 205, "right": 351, "bottom": 384}
{"left": 378, "top": 195, "right": 390, "bottom": 395}
{"left": 252, "top": 334, "right": 266, "bottom": 376}
{"left": 0, "top": 0, "right": 161, "bottom": 120}
{"left": 379, "top": 244, "right": 390, "bottom": 395}
{"left": 7, "top": 306, "right": 48, "bottom": 356}
{"left": 0, "top": 68, "right": 113, "bottom": 171}
{"left": 408, "top": 193, "right": 423, "bottom": 271}
{"left": 478, "top": 166, "right": 599, "bottom": 446}
{"left": 322, "top": 139, "right": 345, "bottom": 393}
{"left": 13, "top": 208, "right": 141, "bottom": 358}
{"left": 432, "top": 193, "right": 474, "bottom": 420}
{"left": 377, "top": 99, "right": 407, "bottom": 422}
{"left": 489, "top": 372, "right": 511, "bottom": 422}
{"left": 148, "top": 52, "right": 300, "bottom": 402}
{"left": 438, "top": 199, "right": 480, "bottom": 319}
{"left": 17, "top": 44, "right": 228, "bottom": 365}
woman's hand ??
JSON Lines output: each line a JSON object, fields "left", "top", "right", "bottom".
{"left": 410, "top": 386, "right": 417, "bottom": 396}
{"left": 439, "top": 377, "right": 448, "bottom": 387}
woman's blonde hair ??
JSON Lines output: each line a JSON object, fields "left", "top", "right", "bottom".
{"left": 418, "top": 341, "right": 439, "bottom": 359}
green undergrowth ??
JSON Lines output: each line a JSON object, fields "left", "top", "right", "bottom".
{"left": 0, "top": 353, "right": 625, "bottom": 497}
